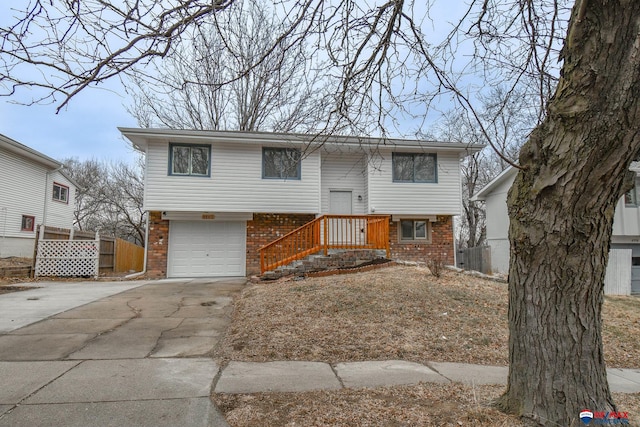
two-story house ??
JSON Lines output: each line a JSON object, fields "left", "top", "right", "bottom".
{"left": 120, "top": 128, "right": 481, "bottom": 278}
{"left": 0, "top": 134, "right": 77, "bottom": 258}
{"left": 472, "top": 165, "right": 640, "bottom": 294}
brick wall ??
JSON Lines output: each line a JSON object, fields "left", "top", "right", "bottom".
{"left": 145, "top": 212, "right": 454, "bottom": 277}
{"left": 246, "top": 213, "right": 316, "bottom": 275}
{"left": 389, "top": 215, "right": 454, "bottom": 265}
{"left": 147, "top": 211, "right": 169, "bottom": 278}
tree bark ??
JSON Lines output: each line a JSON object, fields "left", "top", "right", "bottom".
{"left": 496, "top": 1, "right": 640, "bottom": 426}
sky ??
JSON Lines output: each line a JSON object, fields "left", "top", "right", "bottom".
{"left": 0, "top": 0, "right": 493, "bottom": 166}
{"left": 0, "top": 82, "right": 140, "bottom": 165}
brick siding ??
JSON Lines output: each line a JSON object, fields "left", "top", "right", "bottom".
{"left": 144, "top": 212, "right": 455, "bottom": 277}
{"left": 246, "top": 213, "right": 316, "bottom": 275}
{"left": 389, "top": 215, "right": 454, "bottom": 265}
{"left": 146, "top": 211, "right": 169, "bottom": 278}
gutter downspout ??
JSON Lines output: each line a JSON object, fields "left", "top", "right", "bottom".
{"left": 0, "top": 207, "right": 7, "bottom": 258}
{"left": 125, "top": 212, "right": 149, "bottom": 279}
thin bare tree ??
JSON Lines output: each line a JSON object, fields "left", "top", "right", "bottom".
{"left": 126, "top": 0, "right": 331, "bottom": 132}
{"left": 432, "top": 86, "right": 535, "bottom": 249}
{"left": 63, "top": 158, "right": 145, "bottom": 246}
{"left": 62, "top": 158, "right": 109, "bottom": 232}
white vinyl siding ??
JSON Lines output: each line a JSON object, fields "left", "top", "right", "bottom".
{"left": 482, "top": 175, "right": 512, "bottom": 241}
{"left": 320, "top": 152, "right": 367, "bottom": 214}
{"left": 144, "top": 141, "right": 320, "bottom": 213}
{"left": 0, "top": 149, "right": 75, "bottom": 257}
{"left": 0, "top": 149, "right": 48, "bottom": 239}
{"left": 613, "top": 196, "right": 640, "bottom": 237}
{"left": 368, "top": 150, "right": 463, "bottom": 215}
{"left": 45, "top": 170, "right": 75, "bottom": 230}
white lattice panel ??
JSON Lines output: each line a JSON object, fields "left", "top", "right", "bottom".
{"left": 35, "top": 240, "right": 99, "bottom": 278}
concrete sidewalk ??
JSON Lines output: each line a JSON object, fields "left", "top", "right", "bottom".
{"left": 214, "top": 360, "right": 640, "bottom": 394}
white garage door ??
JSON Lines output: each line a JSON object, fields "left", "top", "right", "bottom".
{"left": 168, "top": 221, "right": 246, "bottom": 277}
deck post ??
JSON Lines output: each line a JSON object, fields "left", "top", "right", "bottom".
{"left": 323, "top": 216, "right": 328, "bottom": 256}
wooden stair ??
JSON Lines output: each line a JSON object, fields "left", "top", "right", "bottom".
{"left": 259, "top": 215, "right": 390, "bottom": 274}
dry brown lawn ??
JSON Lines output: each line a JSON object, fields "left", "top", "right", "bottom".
{"left": 213, "top": 385, "right": 640, "bottom": 427}
{"left": 214, "top": 384, "right": 529, "bottom": 427}
{"left": 0, "top": 257, "right": 33, "bottom": 290}
{"left": 218, "top": 265, "right": 640, "bottom": 369}
{"left": 0, "top": 257, "right": 31, "bottom": 268}
{"left": 213, "top": 265, "right": 640, "bottom": 426}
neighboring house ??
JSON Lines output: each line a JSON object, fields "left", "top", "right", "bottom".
{"left": 120, "top": 128, "right": 482, "bottom": 278}
{"left": 0, "top": 134, "right": 77, "bottom": 258}
{"left": 473, "top": 165, "right": 640, "bottom": 295}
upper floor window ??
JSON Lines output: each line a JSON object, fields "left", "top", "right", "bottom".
{"left": 262, "top": 147, "right": 301, "bottom": 179}
{"left": 21, "top": 215, "right": 35, "bottom": 232}
{"left": 392, "top": 153, "right": 437, "bottom": 183}
{"left": 52, "top": 182, "right": 69, "bottom": 203}
{"left": 169, "top": 143, "right": 211, "bottom": 177}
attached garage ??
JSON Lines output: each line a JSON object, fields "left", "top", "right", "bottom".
{"left": 168, "top": 221, "right": 246, "bottom": 277}
{"left": 609, "top": 243, "right": 640, "bottom": 295}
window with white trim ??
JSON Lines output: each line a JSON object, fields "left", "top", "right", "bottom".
{"left": 52, "top": 183, "right": 69, "bottom": 203}
{"left": 399, "top": 219, "right": 431, "bottom": 242}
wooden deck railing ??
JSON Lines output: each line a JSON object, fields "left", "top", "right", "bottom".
{"left": 259, "top": 215, "right": 390, "bottom": 273}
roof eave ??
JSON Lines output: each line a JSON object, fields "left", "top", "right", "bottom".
{"left": 118, "top": 128, "right": 485, "bottom": 154}
{"left": 471, "top": 166, "right": 518, "bottom": 201}
{"left": 0, "top": 133, "right": 63, "bottom": 169}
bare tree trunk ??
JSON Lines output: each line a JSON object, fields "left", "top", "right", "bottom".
{"left": 496, "top": 1, "right": 640, "bottom": 425}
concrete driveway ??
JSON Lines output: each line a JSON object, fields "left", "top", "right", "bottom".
{"left": 0, "top": 278, "right": 244, "bottom": 427}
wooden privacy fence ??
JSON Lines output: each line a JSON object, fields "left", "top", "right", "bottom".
{"left": 457, "top": 246, "right": 492, "bottom": 274}
{"left": 34, "top": 226, "right": 144, "bottom": 277}
{"left": 259, "top": 215, "right": 390, "bottom": 273}
{"left": 115, "top": 238, "right": 145, "bottom": 273}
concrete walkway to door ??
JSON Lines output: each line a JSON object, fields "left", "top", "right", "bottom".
{"left": 0, "top": 277, "right": 244, "bottom": 427}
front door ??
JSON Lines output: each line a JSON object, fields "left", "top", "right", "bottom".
{"left": 328, "top": 191, "right": 363, "bottom": 246}
{"left": 329, "top": 191, "right": 352, "bottom": 214}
